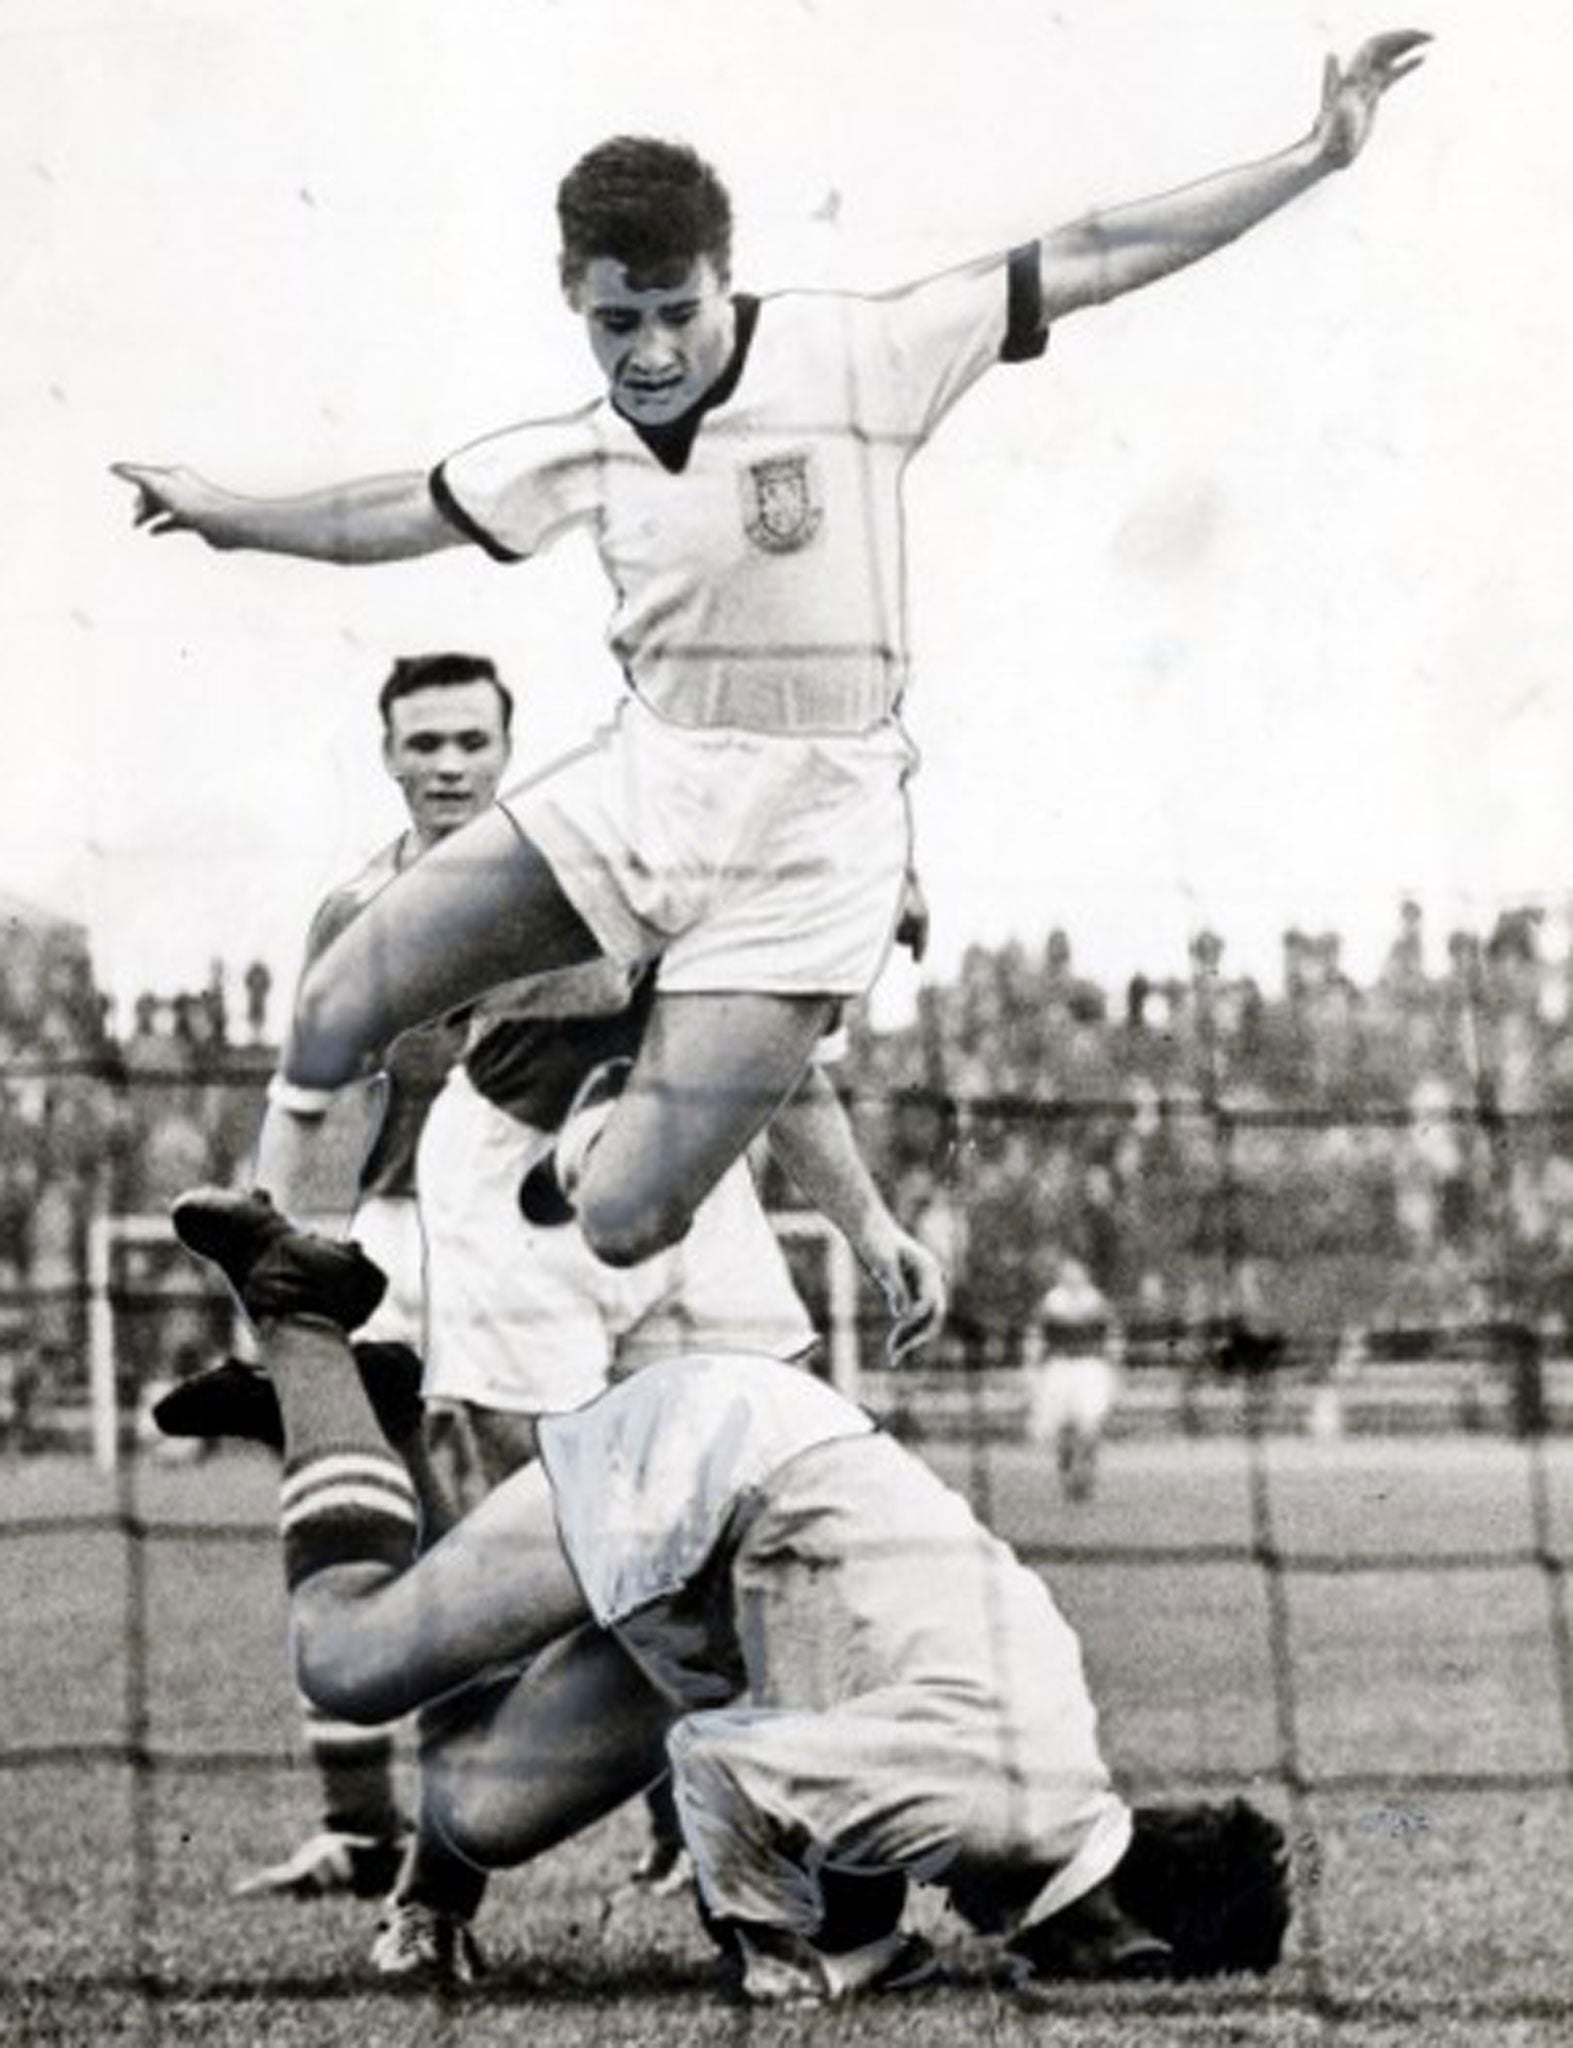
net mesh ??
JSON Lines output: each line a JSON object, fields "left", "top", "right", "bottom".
{"left": 4, "top": 992, "right": 1573, "bottom": 2033}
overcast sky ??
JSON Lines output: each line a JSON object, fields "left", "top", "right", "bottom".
{"left": 3, "top": 0, "right": 1570, "bottom": 1025}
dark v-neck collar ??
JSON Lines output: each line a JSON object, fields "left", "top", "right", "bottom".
{"left": 619, "top": 295, "right": 760, "bottom": 474}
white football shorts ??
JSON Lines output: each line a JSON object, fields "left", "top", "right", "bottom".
{"left": 349, "top": 1192, "right": 426, "bottom": 1352}
{"left": 1025, "top": 1356, "right": 1121, "bottom": 1441}
{"left": 502, "top": 695, "right": 916, "bottom": 997}
{"left": 672, "top": 1430, "right": 1133, "bottom": 1934}
{"left": 416, "top": 1068, "right": 816, "bottom": 1414}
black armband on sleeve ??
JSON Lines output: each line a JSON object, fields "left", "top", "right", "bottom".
{"left": 428, "top": 464, "right": 526, "bottom": 562}
{"left": 1002, "top": 241, "right": 1049, "bottom": 363}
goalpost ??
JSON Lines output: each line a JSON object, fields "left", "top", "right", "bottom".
{"left": 769, "top": 1206, "right": 863, "bottom": 1397}
{"left": 87, "top": 1210, "right": 239, "bottom": 1473}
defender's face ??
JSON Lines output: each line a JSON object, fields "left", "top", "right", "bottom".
{"left": 383, "top": 681, "right": 511, "bottom": 844}
{"left": 571, "top": 256, "right": 735, "bottom": 425}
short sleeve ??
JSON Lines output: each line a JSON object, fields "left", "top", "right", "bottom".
{"left": 300, "top": 838, "right": 403, "bottom": 968}
{"left": 858, "top": 239, "right": 1048, "bottom": 440}
{"left": 432, "top": 405, "right": 605, "bottom": 563}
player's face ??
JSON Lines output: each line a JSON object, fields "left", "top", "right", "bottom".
{"left": 570, "top": 256, "right": 735, "bottom": 424}
{"left": 383, "top": 681, "right": 511, "bottom": 845}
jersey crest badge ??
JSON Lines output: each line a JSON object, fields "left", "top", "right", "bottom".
{"left": 741, "top": 452, "right": 822, "bottom": 553}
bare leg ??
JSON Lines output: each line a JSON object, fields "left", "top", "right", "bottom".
{"left": 423, "top": 1625, "right": 678, "bottom": 1871}
{"left": 284, "top": 806, "right": 600, "bottom": 1090}
{"left": 284, "top": 810, "right": 838, "bottom": 1265}
{"left": 260, "top": 1313, "right": 585, "bottom": 1724}
{"left": 577, "top": 990, "right": 836, "bottom": 1266}
{"left": 291, "top": 1455, "right": 588, "bottom": 1727}
{"left": 415, "top": 1401, "right": 541, "bottom": 1543}
{"left": 184, "top": 1216, "right": 649, "bottom": 1885}
{"left": 388, "top": 1400, "right": 546, "bottom": 1924}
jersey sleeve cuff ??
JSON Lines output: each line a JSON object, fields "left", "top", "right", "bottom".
{"left": 428, "top": 464, "right": 528, "bottom": 563}
{"left": 1002, "top": 241, "right": 1050, "bottom": 363}
{"left": 266, "top": 1073, "right": 344, "bottom": 1118}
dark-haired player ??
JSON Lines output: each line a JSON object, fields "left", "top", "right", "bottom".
{"left": 116, "top": 34, "right": 1429, "bottom": 1282}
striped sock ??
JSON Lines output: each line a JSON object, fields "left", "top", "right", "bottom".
{"left": 302, "top": 1694, "right": 402, "bottom": 1839}
{"left": 279, "top": 1443, "right": 420, "bottom": 1591}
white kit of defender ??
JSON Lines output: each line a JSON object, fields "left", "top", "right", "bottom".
{"left": 434, "top": 247, "right": 1047, "bottom": 998}
{"left": 417, "top": 962, "right": 816, "bottom": 1416}
{"left": 539, "top": 1353, "right": 1131, "bottom": 1941}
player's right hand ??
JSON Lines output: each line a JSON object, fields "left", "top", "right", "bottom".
{"left": 878, "top": 1228, "right": 948, "bottom": 1367}
{"left": 110, "top": 461, "right": 238, "bottom": 546}
{"left": 1311, "top": 31, "right": 1431, "bottom": 169}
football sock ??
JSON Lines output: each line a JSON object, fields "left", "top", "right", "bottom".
{"left": 391, "top": 1820, "right": 489, "bottom": 1920}
{"left": 301, "top": 1693, "right": 402, "bottom": 1838}
{"left": 269, "top": 1316, "right": 418, "bottom": 1591}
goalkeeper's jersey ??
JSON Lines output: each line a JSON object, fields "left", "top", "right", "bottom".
{"left": 433, "top": 245, "right": 1048, "bottom": 738}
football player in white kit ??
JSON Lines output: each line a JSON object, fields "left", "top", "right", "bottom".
{"left": 169, "top": 1190, "right": 1292, "bottom": 2005}
{"left": 115, "top": 33, "right": 1429, "bottom": 1274}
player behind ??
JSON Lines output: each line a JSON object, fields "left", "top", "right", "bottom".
{"left": 157, "top": 650, "right": 513, "bottom": 1902}
{"left": 113, "top": 34, "right": 1431, "bottom": 1272}
{"left": 168, "top": 1191, "right": 1292, "bottom": 2004}
{"left": 1022, "top": 1252, "right": 1122, "bottom": 1504}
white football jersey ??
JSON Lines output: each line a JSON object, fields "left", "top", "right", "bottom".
{"left": 435, "top": 246, "right": 1046, "bottom": 735}
{"left": 537, "top": 1353, "right": 872, "bottom": 1628}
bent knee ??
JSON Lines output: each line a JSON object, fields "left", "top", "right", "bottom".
{"left": 292, "top": 1610, "right": 404, "bottom": 1728}
{"left": 421, "top": 1756, "right": 517, "bottom": 1871}
{"left": 576, "top": 1182, "right": 693, "bottom": 1268}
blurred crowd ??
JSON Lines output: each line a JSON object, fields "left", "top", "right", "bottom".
{"left": 0, "top": 907, "right": 271, "bottom": 1437}
{"left": 838, "top": 902, "right": 1573, "bottom": 1362}
{"left": 4, "top": 894, "right": 1572, "bottom": 1440}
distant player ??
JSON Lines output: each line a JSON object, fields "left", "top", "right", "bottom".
{"left": 1022, "top": 1254, "right": 1122, "bottom": 1503}
{"left": 115, "top": 34, "right": 1430, "bottom": 1278}
{"left": 169, "top": 1190, "right": 1293, "bottom": 2005}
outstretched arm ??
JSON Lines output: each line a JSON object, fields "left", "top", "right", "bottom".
{"left": 110, "top": 462, "right": 462, "bottom": 563}
{"left": 768, "top": 1063, "right": 947, "bottom": 1364}
{"left": 1039, "top": 32, "right": 1430, "bottom": 320}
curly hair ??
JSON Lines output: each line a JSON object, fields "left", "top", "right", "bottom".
{"left": 1112, "top": 1798, "right": 1294, "bottom": 1977}
{"left": 557, "top": 136, "right": 733, "bottom": 293}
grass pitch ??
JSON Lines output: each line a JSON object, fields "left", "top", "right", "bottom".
{"left": 4, "top": 1432, "right": 1573, "bottom": 2044}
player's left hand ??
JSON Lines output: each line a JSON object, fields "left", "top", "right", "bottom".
{"left": 1312, "top": 31, "right": 1431, "bottom": 169}
{"left": 873, "top": 1228, "right": 948, "bottom": 1366}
